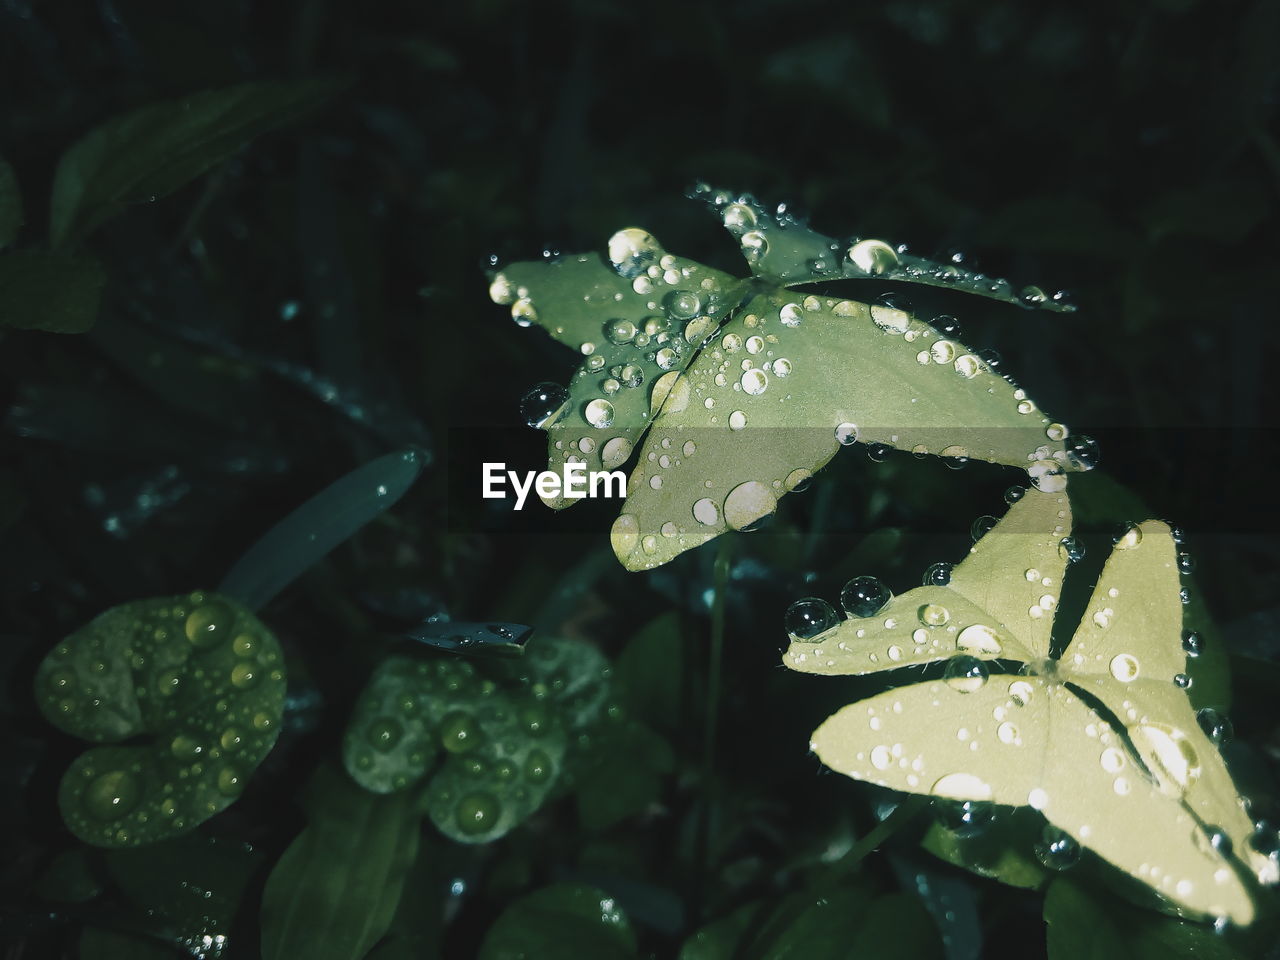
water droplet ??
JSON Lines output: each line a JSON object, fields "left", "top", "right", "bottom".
{"left": 618, "top": 364, "right": 644, "bottom": 389}
{"left": 685, "top": 497, "right": 719, "bottom": 528}
{"left": 931, "top": 772, "right": 993, "bottom": 801}
{"left": 1114, "top": 523, "right": 1143, "bottom": 549}
{"left": 953, "top": 355, "right": 981, "bottom": 378}
{"left": 944, "top": 656, "right": 989, "bottom": 693}
{"left": 772, "top": 357, "right": 793, "bottom": 378}
{"left": 1109, "top": 653, "right": 1140, "bottom": 682}
{"left": 455, "top": 792, "right": 501, "bottom": 835}
{"left": 368, "top": 717, "right": 402, "bottom": 752}
{"left": 919, "top": 604, "right": 951, "bottom": 627}
{"left": 970, "top": 515, "right": 998, "bottom": 542}
{"left": 664, "top": 290, "right": 702, "bottom": 320}
{"left": 786, "top": 598, "right": 839, "bottom": 641}
{"left": 520, "top": 382, "right": 568, "bottom": 428}
{"left": 1181, "top": 630, "right": 1203, "bottom": 657}
{"left": 930, "top": 340, "right": 956, "bottom": 364}
{"left": 600, "top": 437, "right": 632, "bottom": 470}
{"left": 1034, "top": 825, "right": 1081, "bottom": 870}
{"left": 835, "top": 422, "right": 859, "bottom": 445}
{"left": 655, "top": 347, "right": 679, "bottom": 370}
{"left": 723, "top": 481, "right": 777, "bottom": 531}
{"left": 1207, "top": 826, "right": 1233, "bottom": 857}
{"left": 740, "top": 368, "right": 769, "bottom": 395}
{"left": 1058, "top": 536, "right": 1085, "bottom": 563}
{"left": 866, "top": 443, "right": 891, "bottom": 462}
{"left": 216, "top": 767, "right": 242, "bottom": 797}
{"left": 1174, "top": 673, "right": 1192, "bottom": 689}
{"left": 230, "top": 662, "right": 258, "bottom": 689}
{"left": 170, "top": 735, "right": 204, "bottom": 761}
{"left": 784, "top": 468, "right": 812, "bottom": 492}
{"left": 1247, "top": 822, "right": 1280, "bottom": 860}
{"left": 511, "top": 298, "right": 537, "bottom": 327}
{"left": 840, "top": 576, "right": 892, "bottom": 617}
{"left": 1196, "top": 708, "right": 1233, "bottom": 745}
{"left": 525, "top": 748, "right": 553, "bottom": 783}
{"left": 608, "top": 228, "right": 660, "bottom": 278}
{"left": 1066, "top": 435, "right": 1101, "bottom": 470}
{"left": 584, "top": 399, "right": 615, "bottom": 428}
{"left": 1046, "top": 422, "right": 1069, "bottom": 441}
{"left": 185, "top": 601, "right": 234, "bottom": 650}
{"left": 84, "top": 770, "right": 139, "bottom": 820}
{"left": 937, "top": 799, "right": 996, "bottom": 838}
{"left": 722, "top": 202, "right": 757, "bottom": 233}
{"left": 922, "top": 562, "right": 953, "bottom": 587}
{"left": 1027, "top": 459, "right": 1067, "bottom": 492}
{"left": 728, "top": 410, "right": 747, "bottom": 430}
{"left": 870, "top": 295, "right": 910, "bottom": 334}
{"left": 847, "top": 239, "right": 899, "bottom": 275}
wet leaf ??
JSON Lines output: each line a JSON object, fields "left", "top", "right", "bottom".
{"left": 478, "top": 882, "right": 637, "bottom": 960}
{"left": 260, "top": 763, "right": 420, "bottom": 960}
{"left": 575, "top": 718, "right": 674, "bottom": 831}
{"left": 219, "top": 448, "right": 425, "bottom": 611}
{"left": 402, "top": 620, "right": 532, "bottom": 658}
{"left": 677, "top": 899, "right": 763, "bottom": 960}
{"left": 0, "top": 155, "right": 21, "bottom": 249}
{"left": 613, "top": 288, "right": 1075, "bottom": 570}
{"left": 919, "top": 806, "right": 1048, "bottom": 890}
{"left": 79, "top": 928, "right": 184, "bottom": 960}
{"left": 50, "top": 79, "right": 341, "bottom": 249}
{"left": 491, "top": 243, "right": 744, "bottom": 508}
{"left": 614, "top": 612, "right": 683, "bottom": 735}
{"left": 785, "top": 489, "right": 1271, "bottom": 924}
{"left": 496, "top": 188, "right": 1082, "bottom": 570}
{"left": 34, "top": 591, "right": 285, "bottom": 847}
{"left": 1044, "top": 876, "right": 1246, "bottom": 959}
{"left": 0, "top": 250, "right": 106, "bottom": 333}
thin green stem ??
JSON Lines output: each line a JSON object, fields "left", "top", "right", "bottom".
{"left": 821, "top": 794, "right": 932, "bottom": 882}
{"left": 695, "top": 536, "right": 733, "bottom": 917}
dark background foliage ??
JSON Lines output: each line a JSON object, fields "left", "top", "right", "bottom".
{"left": 2, "top": 0, "right": 1278, "bottom": 957}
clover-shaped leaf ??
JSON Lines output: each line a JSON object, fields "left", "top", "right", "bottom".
{"left": 34, "top": 592, "right": 285, "bottom": 847}
{"left": 343, "top": 636, "right": 608, "bottom": 843}
{"left": 494, "top": 189, "right": 1087, "bottom": 570}
{"left": 782, "top": 489, "right": 1274, "bottom": 924}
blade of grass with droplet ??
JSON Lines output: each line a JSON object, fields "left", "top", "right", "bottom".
{"left": 218, "top": 448, "right": 425, "bottom": 611}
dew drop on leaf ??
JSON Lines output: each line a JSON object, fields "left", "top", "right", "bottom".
{"left": 785, "top": 598, "right": 839, "bottom": 641}
{"left": 840, "top": 576, "right": 892, "bottom": 618}
{"left": 1196, "top": 708, "right": 1233, "bottom": 746}
{"left": 1034, "top": 825, "right": 1081, "bottom": 870}
{"left": 943, "top": 656, "right": 989, "bottom": 693}
{"left": 936, "top": 799, "right": 996, "bottom": 838}
{"left": 921, "top": 562, "right": 953, "bottom": 587}
{"left": 520, "top": 382, "right": 569, "bottom": 428}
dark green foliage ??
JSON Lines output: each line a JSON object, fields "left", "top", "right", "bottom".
{"left": 3, "top": 2, "right": 1278, "bottom": 959}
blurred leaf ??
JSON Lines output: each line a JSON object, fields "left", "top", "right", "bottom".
{"left": 0, "top": 155, "right": 21, "bottom": 249}
{"left": 79, "top": 928, "right": 184, "bottom": 960}
{"left": 219, "top": 448, "right": 426, "bottom": 611}
{"left": 739, "top": 887, "right": 942, "bottom": 960}
{"left": 34, "top": 848, "right": 102, "bottom": 903}
{"left": 0, "top": 250, "right": 105, "bottom": 333}
{"left": 1044, "top": 876, "right": 1247, "bottom": 959}
{"left": 614, "top": 612, "right": 683, "bottom": 734}
{"left": 920, "top": 806, "right": 1047, "bottom": 890}
{"left": 678, "top": 899, "right": 763, "bottom": 960}
{"left": 105, "top": 832, "right": 262, "bottom": 957}
{"left": 260, "top": 763, "right": 421, "bottom": 960}
{"left": 50, "top": 79, "right": 341, "bottom": 248}
{"left": 478, "top": 882, "right": 638, "bottom": 960}
{"left": 576, "top": 718, "right": 674, "bottom": 831}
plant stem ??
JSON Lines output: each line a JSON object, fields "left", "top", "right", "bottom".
{"left": 695, "top": 536, "right": 733, "bottom": 916}
{"left": 824, "top": 794, "right": 932, "bottom": 882}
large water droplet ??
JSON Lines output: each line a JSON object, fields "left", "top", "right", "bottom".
{"left": 608, "top": 228, "right": 660, "bottom": 278}
{"left": 664, "top": 290, "right": 702, "bottom": 320}
{"left": 944, "top": 656, "right": 989, "bottom": 693}
{"left": 786, "top": 598, "right": 839, "bottom": 641}
{"left": 740, "top": 369, "right": 769, "bottom": 395}
{"left": 918, "top": 604, "right": 951, "bottom": 627}
{"left": 723, "top": 481, "right": 777, "bottom": 531}
{"left": 921, "top": 562, "right": 953, "bottom": 587}
{"left": 1113, "top": 522, "right": 1143, "bottom": 549}
{"left": 835, "top": 422, "right": 859, "bottom": 445}
{"left": 455, "top": 792, "right": 501, "bottom": 835}
{"left": 1196, "top": 708, "right": 1233, "bottom": 745}
{"left": 1034, "top": 825, "right": 1081, "bottom": 870}
{"left": 840, "top": 576, "right": 892, "bottom": 617}
{"left": 84, "top": 770, "right": 139, "bottom": 820}
{"left": 692, "top": 497, "right": 719, "bottom": 526}
{"left": 1109, "top": 653, "right": 1140, "bottom": 682}
{"left": 1058, "top": 536, "right": 1085, "bottom": 563}
{"left": 1181, "top": 630, "right": 1203, "bottom": 658}
{"left": 584, "top": 399, "right": 615, "bottom": 428}
{"left": 937, "top": 799, "right": 996, "bottom": 838}
{"left": 847, "top": 239, "right": 899, "bottom": 275}
{"left": 1066, "top": 435, "right": 1101, "bottom": 470}
{"left": 520, "top": 382, "right": 569, "bottom": 428}
{"left": 956, "top": 624, "right": 1003, "bottom": 657}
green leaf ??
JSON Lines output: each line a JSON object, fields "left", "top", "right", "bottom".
{"left": 478, "top": 882, "right": 638, "bottom": 960}
{"left": 260, "top": 763, "right": 421, "bottom": 960}
{"left": 0, "top": 250, "right": 106, "bottom": 333}
{"left": 0, "top": 155, "right": 21, "bottom": 249}
{"left": 34, "top": 591, "right": 285, "bottom": 847}
{"left": 575, "top": 718, "right": 674, "bottom": 831}
{"left": 105, "top": 832, "right": 262, "bottom": 956}
{"left": 612, "top": 289, "right": 1076, "bottom": 570}
{"left": 490, "top": 240, "right": 744, "bottom": 509}
{"left": 1044, "top": 876, "right": 1247, "bottom": 959}
{"left": 678, "top": 900, "right": 764, "bottom": 960}
{"left": 920, "top": 806, "right": 1048, "bottom": 890}
{"left": 613, "top": 612, "right": 683, "bottom": 735}
{"left": 219, "top": 448, "right": 426, "bottom": 611}
{"left": 50, "top": 79, "right": 340, "bottom": 249}
{"left": 79, "top": 928, "right": 184, "bottom": 960}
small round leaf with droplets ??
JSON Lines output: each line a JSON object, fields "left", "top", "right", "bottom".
{"left": 34, "top": 592, "right": 285, "bottom": 847}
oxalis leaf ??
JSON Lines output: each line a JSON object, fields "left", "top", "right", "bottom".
{"left": 343, "top": 635, "right": 608, "bottom": 843}
{"left": 50, "top": 78, "right": 341, "bottom": 249}
{"left": 34, "top": 591, "right": 285, "bottom": 847}
{"left": 492, "top": 188, "right": 1089, "bottom": 571}
{"left": 782, "top": 488, "right": 1277, "bottom": 925}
